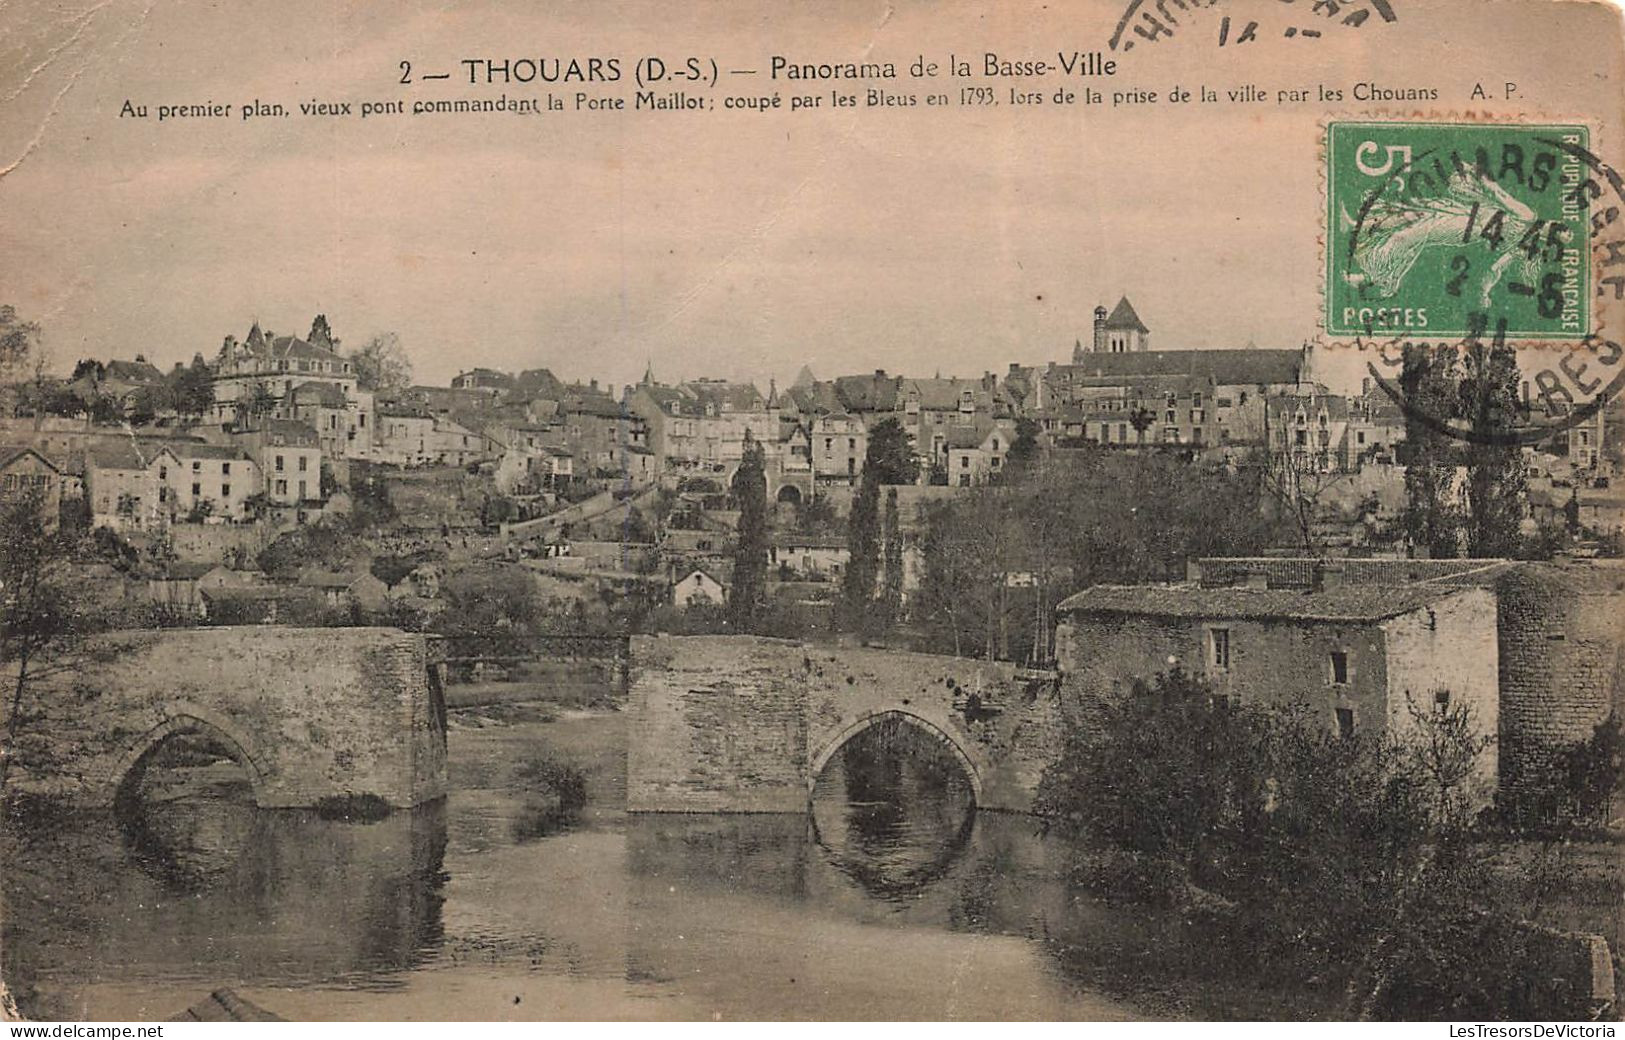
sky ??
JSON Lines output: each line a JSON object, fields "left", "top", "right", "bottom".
{"left": 0, "top": 0, "right": 1621, "bottom": 395}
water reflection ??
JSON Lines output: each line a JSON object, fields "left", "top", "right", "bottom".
{"left": 3, "top": 712, "right": 1139, "bottom": 1021}
{"left": 810, "top": 716, "right": 977, "bottom": 901}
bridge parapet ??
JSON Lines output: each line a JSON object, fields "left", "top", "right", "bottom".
{"left": 627, "top": 635, "right": 1063, "bottom": 814}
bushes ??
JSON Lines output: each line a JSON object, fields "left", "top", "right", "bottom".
{"left": 1036, "top": 668, "right": 1545, "bottom": 1018}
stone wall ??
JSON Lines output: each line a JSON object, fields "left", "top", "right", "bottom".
{"left": 166, "top": 522, "right": 278, "bottom": 565}
{"left": 1493, "top": 563, "right": 1625, "bottom": 798}
{"left": 10, "top": 626, "right": 447, "bottom": 808}
{"left": 626, "top": 635, "right": 1063, "bottom": 813}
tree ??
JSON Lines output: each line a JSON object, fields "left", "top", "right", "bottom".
{"left": 1458, "top": 326, "right": 1527, "bottom": 557}
{"left": 0, "top": 487, "right": 75, "bottom": 794}
{"left": 348, "top": 332, "right": 413, "bottom": 393}
{"left": 308, "top": 314, "right": 336, "bottom": 350}
{"left": 864, "top": 417, "right": 917, "bottom": 485}
{"left": 1002, "top": 417, "right": 1042, "bottom": 481}
{"left": 880, "top": 487, "right": 904, "bottom": 631}
{"left": 167, "top": 354, "right": 215, "bottom": 421}
{"left": 842, "top": 473, "right": 882, "bottom": 637}
{"left": 1128, "top": 405, "right": 1156, "bottom": 444}
{"left": 1397, "top": 343, "right": 1463, "bottom": 558}
{"left": 729, "top": 433, "right": 769, "bottom": 631}
{"left": 0, "top": 305, "right": 41, "bottom": 386}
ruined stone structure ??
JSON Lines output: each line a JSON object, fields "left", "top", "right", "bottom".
{"left": 626, "top": 635, "right": 1063, "bottom": 813}
{"left": 13, "top": 627, "right": 447, "bottom": 809}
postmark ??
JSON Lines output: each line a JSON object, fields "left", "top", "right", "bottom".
{"left": 1327, "top": 120, "right": 1592, "bottom": 341}
{"left": 1329, "top": 126, "right": 1625, "bottom": 447}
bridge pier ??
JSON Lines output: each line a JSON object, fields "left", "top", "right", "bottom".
{"left": 12, "top": 627, "right": 447, "bottom": 810}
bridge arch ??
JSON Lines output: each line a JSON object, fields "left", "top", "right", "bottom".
{"left": 109, "top": 707, "right": 271, "bottom": 810}
{"left": 807, "top": 709, "right": 983, "bottom": 806}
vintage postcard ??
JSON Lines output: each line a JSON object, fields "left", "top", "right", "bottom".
{"left": 1, "top": 0, "right": 1624, "bottom": 1026}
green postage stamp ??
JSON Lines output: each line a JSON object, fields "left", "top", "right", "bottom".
{"left": 1326, "top": 120, "right": 1591, "bottom": 340}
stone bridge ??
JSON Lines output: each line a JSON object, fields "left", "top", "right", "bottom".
{"left": 12, "top": 627, "right": 447, "bottom": 809}
{"left": 627, "top": 635, "right": 1063, "bottom": 813}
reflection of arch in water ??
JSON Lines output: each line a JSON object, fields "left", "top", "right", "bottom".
{"left": 110, "top": 708, "right": 270, "bottom": 813}
{"left": 807, "top": 710, "right": 982, "bottom": 807}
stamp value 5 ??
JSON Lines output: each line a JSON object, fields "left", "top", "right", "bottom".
{"left": 1327, "top": 120, "right": 1591, "bottom": 340}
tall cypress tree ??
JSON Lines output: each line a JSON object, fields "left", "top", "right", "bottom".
{"left": 880, "top": 487, "right": 903, "bottom": 631}
{"left": 729, "top": 433, "right": 769, "bottom": 631}
{"left": 1459, "top": 325, "right": 1527, "bottom": 557}
{"left": 1398, "top": 343, "right": 1463, "bottom": 558}
{"left": 842, "top": 476, "right": 880, "bottom": 636}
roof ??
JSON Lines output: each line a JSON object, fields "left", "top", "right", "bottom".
{"left": 170, "top": 442, "right": 250, "bottom": 462}
{"left": 287, "top": 381, "right": 348, "bottom": 408}
{"left": 86, "top": 441, "right": 178, "bottom": 471}
{"left": 268, "top": 335, "right": 343, "bottom": 364}
{"left": 297, "top": 567, "right": 368, "bottom": 589}
{"left": 1056, "top": 582, "right": 1477, "bottom": 622}
{"left": 0, "top": 445, "right": 62, "bottom": 474}
{"left": 159, "top": 561, "right": 217, "bottom": 580}
{"left": 773, "top": 534, "right": 847, "bottom": 550}
{"left": 833, "top": 372, "right": 900, "bottom": 413}
{"left": 103, "top": 358, "right": 166, "bottom": 385}
{"left": 901, "top": 377, "right": 993, "bottom": 411}
{"left": 681, "top": 380, "right": 766, "bottom": 413}
{"left": 945, "top": 417, "right": 1000, "bottom": 449}
{"left": 1050, "top": 349, "right": 1306, "bottom": 388}
{"left": 1103, "top": 296, "right": 1150, "bottom": 333}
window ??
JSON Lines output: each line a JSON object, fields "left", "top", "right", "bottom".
{"left": 1433, "top": 690, "right": 1451, "bottom": 716}
{"left": 1165, "top": 410, "right": 1176, "bottom": 424}
{"left": 299, "top": 480, "right": 308, "bottom": 499}
{"left": 1192, "top": 393, "right": 1203, "bottom": 408}
{"left": 159, "top": 465, "right": 168, "bottom": 480}
{"left": 1336, "top": 707, "right": 1355, "bottom": 739}
{"left": 221, "top": 484, "right": 231, "bottom": 498}
{"left": 276, "top": 479, "right": 287, "bottom": 495}
{"left": 960, "top": 456, "right": 969, "bottom": 468}
{"left": 222, "top": 462, "right": 231, "bottom": 476}
{"left": 1330, "top": 651, "right": 1349, "bottom": 685}
{"left": 191, "top": 482, "right": 200, "bottom": 497}
{"left": 1208, "top": 628, "right": 1230, "bottom": 671}
{"left": 1356, "top": 431, "right": 1367, "bottom": 445}
{"left": 848, "top": 438, "right": 856, "bottom": 451}
{"left": 275, "top": 455, "right": 284, "bottom": 471}
{"left": 1191, "top": 409, "right": 1204, "bottom": 424}
{"left": 298, "top": 456, "right": 308, "bottom": 472}
{"left": 192, "top": 461, "right": 201, "bottom": 472}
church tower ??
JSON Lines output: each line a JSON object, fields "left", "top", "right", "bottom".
{"left": 1099, "top": 297, "right": 1150, "bottom": 353}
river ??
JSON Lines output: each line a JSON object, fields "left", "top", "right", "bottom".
{"left": 1, "top": 705, "right": 1155, "bottom": 1021}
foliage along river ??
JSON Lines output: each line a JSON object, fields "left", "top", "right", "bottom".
{"left": 2, "top": 705, "right": 1153, "bottom": 1020}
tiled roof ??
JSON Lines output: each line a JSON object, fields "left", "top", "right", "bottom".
{"left": 103, "top": 359, "right": 166, "bottom": 384}
{"left": 945, "top": 418, "right": 999, "bottom": 449}
{"left": 86, "top": 441, "right": 177, "bottom": 470}
{"left": 1056, "top": 582, "right": 1474, "bottom": 622}
{"left": 1051, "top": 349, "right": 1306, "bottom": 387}
{"left": 833, "top": 372, "right": 900, "bottom": 413}
{"left": 1104, "top": 296, "right": 1150, "bottom": 332}
{"left": 681, "top": 380, "right": 766, "bottom": 413}
{"left": 170, "top": 442, "right": 250, "bottom": 461}
{"left": 287, "top": 381, "right": 348, "bottom": 408}
{"left": 0, "top": 445, "right": 62, "bottom": 473}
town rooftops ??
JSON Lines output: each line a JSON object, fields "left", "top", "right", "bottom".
{"left": 1056, "top": 581, "right": 1476, "bottom": 623}
{"left": 102, "top": 358, "right": 166, "bottom": 385}
{"left": 170, "top": 442, "right": 251, "bottom": 462}
{"left": 86, "top": 440, "right": 179, "bottom": 470}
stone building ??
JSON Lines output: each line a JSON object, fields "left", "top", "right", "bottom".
{"left": 1055, "top": 579, "right": 1501, "bottom": 802}
{"left": 1192, "top": 556, "right": 1625, "bottom": 811}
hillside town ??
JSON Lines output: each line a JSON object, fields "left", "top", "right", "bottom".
{"left": 2, "top": 299, "right": 1618, "bottom": 631}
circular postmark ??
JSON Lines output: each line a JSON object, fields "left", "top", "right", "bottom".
{"left": 1329, "top": 121, "right": 1625, "bottom": 448}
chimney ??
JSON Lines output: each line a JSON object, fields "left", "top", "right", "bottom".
{"left": 134, "top": 353, "right": 147, "bottom": 364}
